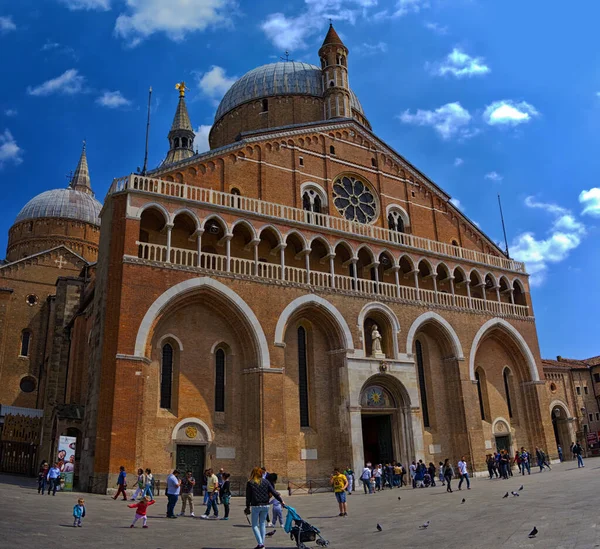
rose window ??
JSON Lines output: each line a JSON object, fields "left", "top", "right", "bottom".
{"left": 332, "top": 175, "right": 377, "bottom": 224}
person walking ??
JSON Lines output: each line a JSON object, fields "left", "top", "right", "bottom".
{"left": 573, "top": 441, "right": 585, "bottom": 468}
{"left": 438, "top": 461, "right": 445, "bottom": 486}
{"left": 143, "top": 468, "right": 154, "bottom": 499}
{"left": 409, "top": 461, "right": 417, "bottom": 489}
{"left": 344, "top": 466, "right": 354, "bottom": 494}
{"left": 557, "top": 444, "right": 564, "bottom": 462}
{"left": 131, "top": 468, "right": 145, "bottom": 500}
{"left": 245, "top": 466, "right": 286, "bottom": 549}
{"left": 443, "top": 458, "right": 454, "bottom": 493}
{"left": 72, "top": 497, "right": 86, "bottom": 527}
{"left": 373, "top": 465, "right": 382, "bottom": 491}
{"left": 535, "top": 447, "right": 548, "bottom": 472}
{"left": 113, "top": 466, "right": 128, "bottom": 501}
{"left": 360, "top": 465, "right": 372, "bottom": 494}
{"left": 165, "top": 469, "right": 181, "bottom": 518}
{"left": 330, "top": 467, "right": 348, "bottom": 517}
{"left": 47, "top": 463, "right": 61, "bottom": 496}
{"left": 38, "top": 462, "right": 49, "bottom": 494}
{"left": 457, "top": 456, "right": 470, "bottom": 490}
{"left": 520, "top": 447, "right": 531, "bottom": 475}
{"left": 179, "top": 470, "right": 196, "bottom": 517}
{"left": 201, "top": 468, "right": 220, "bottom": 519}
{"left": 428, "top": 462, "right": 437, "bottom": 487}
{"left": 220, "top": 472, "right": 231, "bottom": 520}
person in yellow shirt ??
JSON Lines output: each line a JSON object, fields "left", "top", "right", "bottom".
{"left": 330, "top": 468, "right": 349, "bottom": 517}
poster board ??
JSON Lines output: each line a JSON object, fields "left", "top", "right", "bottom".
{"left": 57, "top": 436, "right": 76, "bottom": 491}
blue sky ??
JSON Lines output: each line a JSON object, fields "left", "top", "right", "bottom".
{"left": 1, "top": 0, "right": 599, "bottom": 359}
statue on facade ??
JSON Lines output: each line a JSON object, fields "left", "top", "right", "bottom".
{"left": 371, "top": 324, "right": 385, "bottom": 358}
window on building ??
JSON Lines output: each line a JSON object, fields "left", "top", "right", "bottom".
{"left": 299, "top": 156, "right": 304, "bottom": 167}
{"left": 576, "top": 386, "right": 581, "bottom": 395}
{"left": 503, "top": 369, "right": 513, "bottom": 418}
{"left": 160, "top": 343, "right": 173, "bottom": 409}
{"left": 584, "top": 386, "right": 589, "bottom": 395}
{"left": 261, "top": 99, "right": 268, "bottom": 112}
{"left": 371, "top": 158, "right": 376, "bottom": 167}
{"left": 594, "top": 373, "right": 600, "bottom": 383}
{"left": 475, "top": 370, "right": 486, "bottom": 421}
{"left": 589, "top": 413, "right": 594, "bottom": 423}
{"left": 20, "top": 330, "right": 31, "bottom": 357}
{"left": 329, "top": 145, "right": 335, "bottom": 155}
{"left": 302, "top": 189, "right": 323, "bottom": 222}
{"left": 596, "top": 413, "right": 600, "bottom": 422}
{"left": 415, "top": 340, "right": 430, "bottom": 427}
{"left": 215, "top": 348, "right": 225, "bottom": 412}
{"left": 584, "top": 424, "right": 589, "bottom": 434}
{"left": 388, "top": 211, "right": 406, "bottom": 233}
{"left": 298, "top": 326, "right": 310, "bottom": 427}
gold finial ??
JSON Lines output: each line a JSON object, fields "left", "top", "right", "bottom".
{"left": 175, "top": 81, "right": 189, "bottom": 98}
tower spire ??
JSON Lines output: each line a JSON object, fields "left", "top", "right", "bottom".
{"left": 70, "top": 141, "right": 93, "bottom": 194}
{"left": 319, "top": 23, "right": 351, "bottom": 120}
{"left": 163, "top": 81, "right": 195, "bottom": 166}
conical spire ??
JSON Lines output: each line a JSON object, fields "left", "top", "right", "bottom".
{"left": 163, "top": 81, "right": 195, "bottom": 166}
{"left": 70, "top": 141, "right": 93, "bottom": 195}
{"left": 321, "top": 23, "right": 345, "bottom": 48}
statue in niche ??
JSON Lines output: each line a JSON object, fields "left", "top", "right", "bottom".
{"left": 371, "top": 324, "right": 385, "bottom": 359}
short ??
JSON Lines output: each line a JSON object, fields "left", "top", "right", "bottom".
{"left": 335, "top": 491, "right": 347, "bottom": 503}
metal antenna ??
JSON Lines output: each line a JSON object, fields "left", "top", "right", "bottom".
{"left": 141, "top": 86, "right": 152, "bottom": 175}
{"left": 498, "top": 193, "right": 510, "bottom": 258}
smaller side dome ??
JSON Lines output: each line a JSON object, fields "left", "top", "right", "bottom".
{"left": 15, "top": 189, "right": 102, "bottom": 226}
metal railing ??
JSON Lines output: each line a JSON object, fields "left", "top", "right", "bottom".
{"left": 111, "top": 174, "right": 526, "bottom": 274}
{"left": 134, "top": 243, "right": 532, "bottom": 319}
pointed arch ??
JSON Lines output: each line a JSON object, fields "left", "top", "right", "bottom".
{"left": 134, "top": 277, "right": 270, "bottom": 368}
{"left": 274, "top": 294, "right": 354, "bottom": 350}
{"left": 405, "top": 311, "right": 464, "bottom": 359}
{"left": 468, "top": 318, "right": 539, "bottom": 382}
{"left": 201, "top": 214, "right": 229, "bottom": 234}
{"left": 358, "top": 302, "right": 400, "bottom": 358}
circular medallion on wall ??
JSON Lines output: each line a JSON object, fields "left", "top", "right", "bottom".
{"left": 185, "top": 426, "right": 198, "bottom": 439}
{"left": 26, "top": 294, "right": 38, "bottom": 306}
{"left": 332, "top": 174, "right": 378, "bottom": 224}
{"left": 20, "top": 376, "right": 36, "bottom": 393}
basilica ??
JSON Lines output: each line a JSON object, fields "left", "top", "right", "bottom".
{"left": 0, "top": 25, "right": 587, "bottom": 491}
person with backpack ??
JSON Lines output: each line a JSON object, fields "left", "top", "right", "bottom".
{"left": 572, "top": 441, "right": 585, "bottom": 468}
{"left": 360, "top": 465, "right": 372, "bottom": 494}
{"left": 443, "top": 458, "right": 454, "bottom": 493}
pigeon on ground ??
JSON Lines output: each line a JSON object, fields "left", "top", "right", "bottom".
{"left": 502, "top": 492, "right": 509, "bottom": 498}
{"left": 461, "top": 498, "right": 465, "bottom": 504}
{"left": 528, "top": 526, "right": 538, "bottom": 538}
{"left": 511, "top": 491, "right": 520, "bottom": 497}
{"left": 398, "top": 497, "right": 401, "bottom": 500}
{"left": 376, "top": 524, "right": 383, "bottom": 532}
{"left": 519, "top": 485, "right": 524, "bottom": 491}
{"left": 265, "top": 530, "right": 276, "bottom": 537}
{"left": 419, "top": 521, "right": 430, "bottom": 530}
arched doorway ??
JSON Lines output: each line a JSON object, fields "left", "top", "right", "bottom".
{"left": 551, "top": 402, "right": 574, "bottom": 451}
{"left": 359, "top": 375, "right": 412, "bottom": 467}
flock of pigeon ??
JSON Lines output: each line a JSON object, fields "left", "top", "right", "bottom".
{"left": 376, "top": 483, "right": 539, "bottom": 540}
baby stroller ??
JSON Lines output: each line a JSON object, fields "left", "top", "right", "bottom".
{"left": 423, "top": 473, "right": 432, "bottom": 487}
{"left": 284, "top": 505, "right": 330, "bottom": 549}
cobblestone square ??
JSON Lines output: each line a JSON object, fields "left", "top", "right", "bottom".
{"left": 1, "top": 460, "right": 599, "bottom": 549}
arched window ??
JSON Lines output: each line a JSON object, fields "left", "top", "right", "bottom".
{"left": 181, "top": 137, "right": 188, "bottom": 148}
{"left": 503, "top": 368, "right": 513, "bottom": 418}
{"left": 329, "top": 145, "right": 335, "bottom": 155}
{"left": 160, "top": 343, "right": 173, "bottom": 409}
{"left": 298, "top": 326, "right": 309, "bottom": 427}
{"left": 261, "top": 99, "right": 268, "bottom": 112}
{"left": 174, "top": 137, "right": 180, "bottom": 148}
{"left": 415, "top": 340, "right": 430, "bottom": 427}
{"left": 20, "top": 330, "right": 31, "bottom": 357}
{"left": 387, "top": 207, "right": 409, "bottom": 234}
{"left": 215, "top": 348, "right": 225, "bottom": 412}
{"left": 475, "top": 370, "right": 485, "bottom": 420}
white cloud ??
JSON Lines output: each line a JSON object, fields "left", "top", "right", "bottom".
{"left": 579, "top": 187, "right": 600, "bottom": 217}
{"left": 27, "top": 69, "right": 85, "bottom": 96}
{"left": 197, "top": 66, "right": 236, "bottom": 105}
{"left": 392, "top": 0, "right": 429, "bottom": 17}
{"left": 485, "top": 171, "right": 503, "bottom": 182}
{"left": 424, "top": 21, "right": 447, "bottom": 35}
{"left": 58, "top": 0, "right": 110, "bottom": 10}
{"left": 483, "top": 100, "right": 539, "bottom": 126}
{"left": 96, "top": 90, "right": 132, "bottom": 108}
{"left": 355, "top": 41, "right": 388, "bottom": 55}
{"left": 114, "top": 0, "right": 233, "bottom": 45}
{"left": 4, "top": 109, "right": 17, "bottom": 117}
{"left": 512, "top": 196, "right": 586, "bottom": 285}
{"left": 450, "top": 197, "right": 463, "bottom": 210}
{"left": 41, "top": 41, "right": 78, "bottom": 58}
{"left": 262, "top": 0, "right": 388, "bottom": 51}
{"left": 432, "top": 48, "right": 490, "bottom": 78}
{"left": 398, "top": 102, "right": 472, "bottom": 140}
{"left": 0, "top": 16, "right": 16, "bottom": 32}
{"left": 0, "top": 129, "right": 23, "bottom": 168}
{"left": 195, "top": 125, "right": 211, "bottom": 153}
{"left": 454, "top": 157, "right": 463, "bottom": 167}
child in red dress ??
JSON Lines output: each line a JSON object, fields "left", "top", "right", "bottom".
{"left": 128, "top": 495, "right": 155, "bottom": 528}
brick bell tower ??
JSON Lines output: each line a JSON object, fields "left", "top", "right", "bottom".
{"left": 319, "top": 23, "right": 351, "bottom": 120}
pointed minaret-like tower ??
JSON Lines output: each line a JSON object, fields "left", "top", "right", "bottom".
{"left": 319, "top": 23, "right": 351, "bottom": 120}
{"left": 70, "top": 141, "right": 93, "bottom": 195}
{"left": 163, "top": 81, "right": 195, "bottom": 165}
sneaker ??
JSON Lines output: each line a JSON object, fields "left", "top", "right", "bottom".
{"left": 190, "top": 513, "right": 195, "bottom": 517}
{"left": 142, "top": 525, "right": 148, "bottom": 528}
{"left": 267, "top": 522, "right": 273, "bottom": 527}
{"left": 130, "top": 525, "right": 134, "bottom": 528}
{"left": 200, "top": 515, "right": 209, "bottom": 519}
{"left": 77, "top": 524, "right": 82, "bottom": 527}
{"left": 178, "top": 512, "right": 185, "bottom": 516}
{"left": 338, "top": 513, "right": 344, "bottom": 517}
{"left": 221, "top": 517, "right": 229, "bottom": 520}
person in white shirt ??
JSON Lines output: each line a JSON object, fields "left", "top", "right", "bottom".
{"left": 457, "top": 456, "right": 470, "bottom": 490}
{"left": 360, "top": 465, "right": 372, "bottom": 494}
{"left": 165, "top": 470, "right": 181, "bottom": 518}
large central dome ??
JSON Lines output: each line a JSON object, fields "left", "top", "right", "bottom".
{"left": 214, "top": 61, "right": 364, "bottom": 122}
